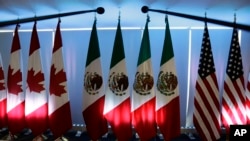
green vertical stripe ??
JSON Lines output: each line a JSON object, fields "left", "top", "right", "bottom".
{"left": 110, "top": 20, "right": 125, "bottom": 69}
{"left": 160, "top": 17, "right": 174, "bottom": 66}
{"left": 137, "top": 19, "right": 151, "bottom": 66}
{"left": 85, "top": 20, "right": 101, "bottom": 67}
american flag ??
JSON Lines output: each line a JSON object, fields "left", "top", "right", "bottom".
{"left": 246, "top": 74, "right": 250, "bottom": 124}
{"left": 193, "top": 22, "right": 221, "bottom": 141}
{"left": 221, "top": 26, "right": 246, "bottom": 133}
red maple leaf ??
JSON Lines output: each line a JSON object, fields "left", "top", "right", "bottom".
{"left": 49, "top": 65, "right": 67, "bottom": 96}
{"left": 7, "top": 67, "right": 22, "bottom": 95}
{"left": 0, "top": 67, "right": 5, "bottom": 90}
{"left": 27, "top": 68, "right": 45, "bottom": 93}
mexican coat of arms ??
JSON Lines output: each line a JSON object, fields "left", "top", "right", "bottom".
{"left": 84, "top": 72, "right": 103, "bottom": 95}
{"left": 108, "top": 72, "right": 129, "bottom": 96}
{"left": 157, "top": 71, "right": 178, "bottom": 96}
{"left": 133, "top": 72, "right": 154, "bottom": 95}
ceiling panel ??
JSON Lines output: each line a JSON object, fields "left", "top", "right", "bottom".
{"left": 0, "top": 0, "right": 249, "bottom": 29}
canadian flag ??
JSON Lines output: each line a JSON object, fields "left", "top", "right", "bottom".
{"left": 7, "top": 25, "right": 26, "bottom": 134}
{"left": 25, "top": 22, "right": 48, "bottom": 136}
{"left": 48, "top": 20, "right": 72, "bottom": 139}
{"left": 0, "top": 53, "right": 7, "bottom": 129}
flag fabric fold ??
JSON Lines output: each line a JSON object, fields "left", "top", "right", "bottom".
{"left": 103, "top": 19, "right": 132, "bottom": 141}
{"left": 246, "top": 73, "right": 250, "bottom": 124}
{"left": 82, "top": 19, "right": 108, "bottom": 141}
{"left": 221, "top": 25, "right": 246, "bottom": 133}
{"left": 131, "top": 17, "right": 157, "bottom": 141}
{"left": 7, "top": 25, "right": 26, "bottom": 134}
{"left": 48, "top": 20, "right": 72, "bottom": 139}
{"left": 193, "top": 22, "right": 221, "bottom": 141}
{"left": 0, "top": 54, "right": 7, "bottom": 129}
{"left": 25, "top": 22, "right": 48, "bottom": 136}
{"left": 155, "top": 16, "right": 180, "bottom": 141}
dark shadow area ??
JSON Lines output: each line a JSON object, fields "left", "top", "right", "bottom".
{"left": 0, "top": 128, "right": 227, "bottom": 141}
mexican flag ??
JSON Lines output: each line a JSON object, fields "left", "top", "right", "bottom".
{"left": 103, "top": 19, "right": 132, "bottom": 141}
{"left": 131, "top": 17, "right": 157, "bottom": 141}
{"left": 155, "top": 16, "right": 180, "bottom": 141}
{"left": 82, "top": 19, "right": 108, "bottom": 141}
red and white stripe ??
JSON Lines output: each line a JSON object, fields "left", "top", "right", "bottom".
{"left": 246, "top": 73, "right": 250, "bottom": 124}
{"left": 48, "top": 21, "right": 72, "bottom": 139}
{"left": 25, "top": 22, "right": 48, "bottom": 136}
{"left": 222, "top": 75, "right": 246, "bottom": 131}
{"left": 194, "top": 73, "right": 221, "bottom": 141}
{"left": 7, "top": 25, "right": 26, "bottom": 134}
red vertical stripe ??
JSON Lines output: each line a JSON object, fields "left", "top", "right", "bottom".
{"left": 156, "top": 97, "right": 180, "bottom": 141}
{"left": 7, "top": 102, "right": 25, "bottom": 134}
{"left": 7, "top": 25, "right": 26, "bottom": 134}
{"left": 132, "top": 97, "right": 157, "bottom": 141}
{"left": 82, "top": 96, "right": 108, "bottom": 140}
{"left": 104, "top": 98, "right": 132, "bottom": 141}
{"left": 49, "top": 20, "right": 72, "bottom": 139}
{"left": 25, "top": 104, "right": 48, "bottom": 135}
{"left": 49, "top": 102, "right": 72, "bottom": 139}
{"left": 0, "top": 99, "right": 7, "bottom": 128}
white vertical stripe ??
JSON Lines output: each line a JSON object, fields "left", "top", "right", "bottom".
{"left": 131, "top": 58, "right": 155, "bottom": 111}
{"left": 28, "top": 50, "right": 43, "bottom": 73}
{"left": 48, "top": 93, "right": 69, "bottom": 115}
{"left": 156, "top": 58, "right": 179, "bottom": 110}
{"left": 48, "top": 44, "right": 69, "bottom": 114}
{"left": 83, "top": 58, "right": 105, "bottom": 111}
{"left": 7, "top": 48, "right": 24, "bottom": 112}
{"left": 25, "top": 89, "right": 47, "bottom": 115}
{"left": 104, "top": 59, "right": 129, "bottom": 114}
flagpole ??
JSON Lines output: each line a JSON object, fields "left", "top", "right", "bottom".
{"left": 141, "top": 6, "right": 250, "bottom": 31}
{"left": 0, "top": 7, "right": 105, "bottom": 27}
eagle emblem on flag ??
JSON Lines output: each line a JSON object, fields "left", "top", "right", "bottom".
{"left": 133, "top": 72, "right": 154, "bottom": 95}
{"left": 108, "top": 72, "right": 129, "bottom": 96}
{"left": 157, "top": 71, "right": 178, "bottom": 96}
{"left": 84, "top": 72, "right": 103, "bottom": 95}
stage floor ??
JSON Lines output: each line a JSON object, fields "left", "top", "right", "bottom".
{"left": 0, "top": 128, "right": 227, "bottom": 141}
